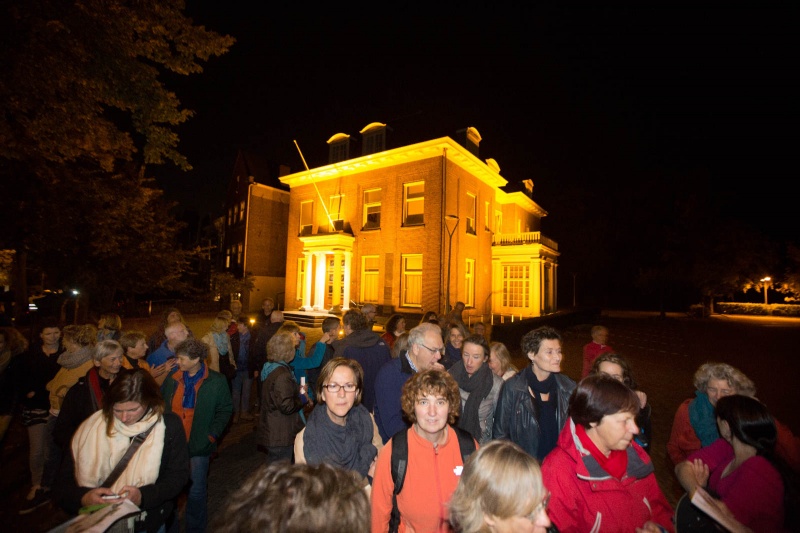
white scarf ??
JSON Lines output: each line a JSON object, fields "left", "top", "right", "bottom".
{"left": 72, "top": 409, "right": 165, "bottom": 494}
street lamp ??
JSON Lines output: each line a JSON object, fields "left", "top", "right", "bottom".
{"left": 760, "top": 277, "right": 771, "bottom": 305}
{"left": 445, "top": 214, "right": 459, "bottom": 315}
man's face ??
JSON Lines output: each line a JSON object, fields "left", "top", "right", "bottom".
{"left": 263, "top": 299, "right": 274, "bottom": 315}
{"left": 365, "top": 308, "right": 376, "bottom": 322}
{"left": 410, "top": 331, "right": 444, "bottom": 371}
{"left": 230, "top": 301, "right": 242, "bottom": 316}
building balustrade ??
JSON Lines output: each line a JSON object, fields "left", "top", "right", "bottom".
{"left": 491, "top": 231, "right": 558, "bottom": 250}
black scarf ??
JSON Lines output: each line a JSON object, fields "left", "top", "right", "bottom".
{"left": 303, "top": 403, "right": 377, "bottom": 477}
{"left": 524, "top": 366, "right": 559, "bottom": 461}
{"left": 448, "top": 361, "right": 494, "bottom": 442}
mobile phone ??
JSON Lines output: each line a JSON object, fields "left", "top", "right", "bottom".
{"left": 101, "top": 494, "right": 120, "bottom": 500}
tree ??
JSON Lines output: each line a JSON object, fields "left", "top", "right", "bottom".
{"left": 0, "top": 0, "right": 234, "bottom": 317}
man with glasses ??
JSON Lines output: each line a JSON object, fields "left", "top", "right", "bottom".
{"left": 373, "top": 322, "right": 445, "bottom": 442}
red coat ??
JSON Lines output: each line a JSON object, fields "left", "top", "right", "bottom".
{"left": 581, "top": 342, "right": 613, "bottom": 378}
{"left": 542, "top": 418, "right": 674, "bottom": 533}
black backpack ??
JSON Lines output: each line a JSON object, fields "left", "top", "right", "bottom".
{"left": 388, "top": 426, "right": 476, "bottom": 533}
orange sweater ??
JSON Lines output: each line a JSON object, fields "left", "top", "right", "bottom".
{"left": 371, "top": 426, "right": 472, "bottom": 533}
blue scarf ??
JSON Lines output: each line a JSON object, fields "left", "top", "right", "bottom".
{"left": 182, "top": 363, "right": 205, "bottom": 409}
{"left": 212, "top": 332, "right": 229, "bottom": 356}
{"left": 688, "top": 390, "right": 719, "bottom": 447}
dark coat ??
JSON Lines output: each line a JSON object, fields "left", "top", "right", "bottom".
{"left": 258, "top": 363, "right": 304, "bottom": 448}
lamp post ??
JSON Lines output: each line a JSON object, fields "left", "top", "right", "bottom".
{"left": 445, "top": 215, "right": 459, "bottom": 315}
{"left": 760, "top": 277, "right": 771, "bottom": 305}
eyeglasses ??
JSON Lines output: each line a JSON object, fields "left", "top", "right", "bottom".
{"left": 420, "top": 343, "right": 445, "bottom": 355}
{"left": 525, "top": 493, "right": 550, "bottom": 521}
{"left": 322, "top": 383, "right": 358, "bottom": 393}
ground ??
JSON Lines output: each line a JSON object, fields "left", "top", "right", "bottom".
{"left": 2, "top": 310, "right": 798, "bottom": 531}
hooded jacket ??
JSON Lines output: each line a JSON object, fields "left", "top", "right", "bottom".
{"left": 341, "top": 329, "right": 391, "bottom": 412}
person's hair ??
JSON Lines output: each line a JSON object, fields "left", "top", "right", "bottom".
{"left": 159, "top": 307, "right": 184, "bottom": 328}
{"left": 209, "top": 316, "right": 229, "bottom": 335}
{"left": 407, "top": 322, "right": 441, "bottom": 349}
{"left": 343, "top": 309, "right": 367, "bottom": 331}
{"left": 0, "top": 327, "right": 28, "bottom": 355}
{"left": 520, "top": 326, "right": 561, "bottom": 356}
{"left": 230, "top": 299, "right": 242, "bottom": 309}
{"left": 267, "top": 332, "right": 296, "bottom": 363}
{"left": 384, "top": 314, "right": 405, "bottom": 336}
{"left": 209, "top": 462, "right": 369, "bottom": 533}
{"left": 119, "top": 331, "right": 147, "bottom": 353}
{"left": 103, "top": 369, "right": 164, "bottom": 437}
{"left": 38, "top": 319, "right": 62, "bottom": 334}
{"left": 321, "top": 316, "right": 341, "bottom": 334}
{"left": 361, "top": 303, "right": 376, "bottom": 315}
{"left": 715, "top": 395, "right": 776, "bottom": 456}
{"left": 590, "top": 325, "right": 608, "bottom": 337}
{"left": 570, "top": 374, "right": 640, "bottom": 428}
{"left": 489, "top": 342, "right": 517, "bottom": 375}
{"left": 421, "top": 310, "right": 439, "bottom": 324}
{"left": 446, "top": 321, "right": 468, "bottom": 343}
{"left": 590, "top": 353, "right": 639, "bottom": 390}
{"left": 99, "top": 313, "right": 122, "bottom": 331}
{"left": 165, "top": 321, "right": 188, "bottom": 337}
{"left": 63, "top": 324, "right": 98, "bottom": 347}
{"left": 270, "top": 310, "right": 284, "bottom": 322}
{"left": 391, "top": 332, "right": 409, "bottom": 359}
{"left": 262, "top": 297, "right": 275, "bottom": 306}
{"left": 401, "top": 369, "right": 461, "bottom": 425}
{"left": 175, "top": 338, "right": 208, "bottom": 361}
{"left": 472, "top": 321, "right": 485, "bottom": 330}
{"left": 693, "top": 362, "right": 756, "bottom": 397}
{"left": 217, "top": 310, "right": 233, "bottom": 322}
{"left": 237, "top": 315, "right": 251, "bottom": 326}
{"left": 315, "top": 358, "right": 364, "bottom": 405}
{"left": 94, "top": 339, "right": 123, "bottom": 362}
{"left": 462, "top": 334, "right": 489, "bottom": 359}
{"left": 449, "top": 440, "right": 547, "bottom": 533}
{"left": 277, "top": 321, "right": 300, "bottom": 335}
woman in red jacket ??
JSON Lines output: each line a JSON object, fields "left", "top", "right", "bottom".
{"left": 541, "top": 374, "right": 674, "bottom": 532}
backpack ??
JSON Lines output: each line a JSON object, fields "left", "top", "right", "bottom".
{"left": 388, "top": 426, "right": 476, "bottom": 533}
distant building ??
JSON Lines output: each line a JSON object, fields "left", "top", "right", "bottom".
{"left": 223, "top": 150, "right": 291, "bottom": 312}
{"left": 277, "top": 124, "right": 559, "bottom": 318}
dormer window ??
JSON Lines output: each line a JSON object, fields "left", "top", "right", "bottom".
{"left": 360, "top": 122, "right": 387, "bottom": 156}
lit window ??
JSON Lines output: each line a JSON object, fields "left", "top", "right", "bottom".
{"left": 239, "top": 200, "right": 245, "bottom": 221}
{"left": 227, "top": 208, "right": 232, "bottom": 226}
{"left": 327, "top": 257, "right": 345, "bottom": 301}
{"left": 465, "top": 258, "right": 475, "bottom": 307}
{"left": 484, "top": 201, "right": 490, "bottom": 230}
{"left": 502, "top": 264, "right": 529, "bottom": 308}
{"left": 297, "top": 257, "right": 305, "bottom": 301}
{"left": 466, "top": 193, "right": 477, "bottom": 235}
{"left": 225, "top": 249, "right": 231, "bottom": 268}
{"left": 237, "top": 243, "right": 243, "bottom": 265}
{"left": 363, "top": 189, "right": 382, "bottom": 229}
{"left": 233, "top": 203, "right": 239, "bottom": 222}
{"left": 401, "top": 254, "right": 423, "bottom": 307}
{"left": 300, "top": 200, "right": 314, "bottom": 235}
{"left": 403, "top": 182, "right": 424, "bottom": 226}
{"left": 327, "top": 195, "right": 344, "bottom": 232}
{"left": 494, "top": 210, "right": 503, "bottom": 234}
{"left": 361, "top": 255, "right": 380, "bottom": 303}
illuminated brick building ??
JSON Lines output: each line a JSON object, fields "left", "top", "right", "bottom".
{"left": 278, "top": 124, "right": 559, "bottom": 319}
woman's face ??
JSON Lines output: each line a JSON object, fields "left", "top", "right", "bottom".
{"left": 40, "top": 327, "right": 61, "bottom": 347}
{"left": 96, "top": 349, "right": 123, "bottom": 379}
{"left": 395, "top": 318, "right": 406, "bottom": 335}
{"left": 529, "top": 339, "right": 562, "bottom": 375}
{"left": 292, "top": 331, "right": 301, "bottom": 347}
{"left": 587, "top": 411, "right": 639, "bottom": 456}
{"left": 462, "top": 342, "right": 486, "bottom": 376}
{"left": 488, "top": 349, "right": 503, "bottom": 377}
{"left": 706, "top": 378, "right": 735, "bottom": 406}
{"left": 598, "top": 361, "right": 624, "bottom": 383}
{"left": 113, "top": 401, "right": 146, "bottom": 426}
{"left": 485, "top": 499, "right": 552, "bottom": 533}
{"left": 321, "top": 365, "right": 358, "bottom": 425}
{"left": 414, "top": 393, "right": 450, "bottom": 440}
{"left": 127, "top": 339, "right": 148, "bottom": 360}
{"left": 449, "top": 328, "right": 464, "bottom": 349}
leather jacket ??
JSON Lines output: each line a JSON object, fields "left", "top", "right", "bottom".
{"left": 492, "top": 367, "right": 576, "bottom": 459}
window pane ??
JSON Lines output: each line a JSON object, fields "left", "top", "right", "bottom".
{"left": 402, "top": 255, "right": 423, "bottom": 307}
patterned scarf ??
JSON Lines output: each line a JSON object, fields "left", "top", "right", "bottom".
{"left": 212, "top": 332, "right": 229, "bottom": 356}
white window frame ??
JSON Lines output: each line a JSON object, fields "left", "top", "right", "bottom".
{"left": 465, "top": 258, "right": 475, "bottom": 308}
{"left": 362, "top": 188, "right": 382, "bottom": 229}
{"left": 502, "top": 264, "right": 529, "bottom": 308}
{"left": 328, "top": 195, "right": 344, "bottom": 232}
{"left": 300, "top": 200, "right": 314, "bottom": 235}
{"left": 297, "top": 257, "right": 305, "bottom": 301}
{"left": 361, "top": 255, "right": 380, "bottom": 303}
{"left": 466, "top": 193, "right": 477, "bottom": 235}
{"left": 401, "top": 254, "right": 423, "bottom": 307}
{"left": 403, "top": 182, "right": 425, "bottom": 226}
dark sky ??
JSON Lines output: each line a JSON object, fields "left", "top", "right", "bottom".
{"left": 158, "top": 6, "right": 797, "bottom": 248}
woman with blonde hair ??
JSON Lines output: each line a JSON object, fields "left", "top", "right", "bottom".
{"left": 97, "top": 312, "right": 122, "bottom": 341}
{"left": 449, "top": 440, "right": 551, "bottom": 533}
{"left": 277, "top": 321, "right": 324, "bottom": 399}
{"left": 487, "top": 342, "right": 517, "bottom": 381}
{"left": 201, "top": 315, "right": 234, "bottom": 373}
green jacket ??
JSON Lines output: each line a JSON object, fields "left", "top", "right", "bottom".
{"left": 162, "top": 365, "right": 233, "bottom": 457}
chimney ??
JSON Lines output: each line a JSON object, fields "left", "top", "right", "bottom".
{"left": 454, "top": 126, "right": 481, "bottom": 157}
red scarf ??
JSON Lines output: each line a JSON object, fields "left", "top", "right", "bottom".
{"left": 87, "top": 367, "right": 105, "bottom": 411}
{"left": 576, "top": 423, "right": 628, "bottom": 479}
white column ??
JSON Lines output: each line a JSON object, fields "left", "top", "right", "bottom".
{"left": 332, "top": 252, "right": 343, "bottom": 308}
{"left": 343, "top": 251, "right": 353, "bottom": 310}
{"left": 313, "top": 252, "right": 326, "bottom": 311}
{"left": 302, "top": 251, "right": 313, "bottom": 310}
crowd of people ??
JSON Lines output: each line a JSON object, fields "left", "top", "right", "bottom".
{"left": 1, "top": 302, "right": 798, "bottom": 532}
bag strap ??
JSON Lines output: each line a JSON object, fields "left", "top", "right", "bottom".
{"left": 101, "top": 424, "right": 156, "bottom": 489}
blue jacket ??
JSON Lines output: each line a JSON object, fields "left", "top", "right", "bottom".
{"left": 342, "top": 329, "right": 391, "bottom": 413}
{"left": 373, "top": 353, "right": 414, "bottom": 443}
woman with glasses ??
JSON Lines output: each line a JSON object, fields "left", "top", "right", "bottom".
{"left": 449, "top": 440, "right": 551, "bottom": 533}
{"left": 294, "top": 358, "right": 381, "bottom": 483}
{"left": 541, "top": 374, "right": 673, "bottom": 532}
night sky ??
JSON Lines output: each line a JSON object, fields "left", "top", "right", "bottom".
{"left": 156, "top": 6, "right": 797, "bottom": 306}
